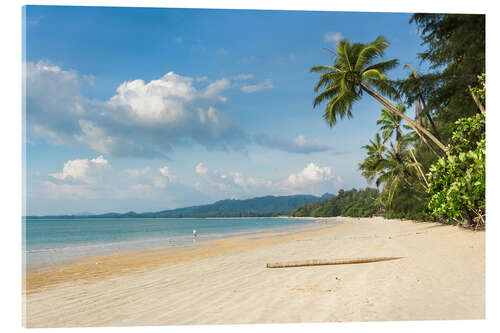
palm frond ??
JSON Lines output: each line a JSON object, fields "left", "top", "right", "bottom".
{"left": 365, "top": 77, "right": 400, "bottom": 100}
{"left": 322, "top": 89, "right": 357, "bottom": 126}
{"left": 313, "top": 71, "right": 344, "bottom": 92}
{"left": 310, "top": 65, "right": 337, "bottom": 73}
{"left": 381, "top": 128, "right": 394, "bottom": 142}
{"left": 313, "top": 85, "right": 340, "bottom": 107}
{"left": 362, "top": 69, "right": 385, "bottom": 80}
{"left": 364, "top": 59, "right": 399, "bottom": 74}
{"left": 354, "top": 35, "right": 390, "bottom": 71}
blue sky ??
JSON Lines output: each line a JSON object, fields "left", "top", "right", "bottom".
{"left": 24, "top": 6, "right": 428, "bottom": 215}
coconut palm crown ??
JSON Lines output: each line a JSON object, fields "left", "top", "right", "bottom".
{"left": 359, "top": 133, "right": 387, "bottom": 184}
{"left": 377, "top": 104, "right": 412, "bottom": 143}
{"left": 311, "top": 36, "right": 398, "bottom": 126}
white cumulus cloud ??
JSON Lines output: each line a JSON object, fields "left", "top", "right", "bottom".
{"left": 285, "top": 162, "right": 333, "bottom": 187}
{"left": 191, "top": 162, "right": 337, "bottom": 199}
{"left": 26, "top": 61, "right": 251, "bottom": 158}
{"left": 125, "top": 166, "right": 174, "bottom": 189}
{"left": 50, "top": 155, "right": 110, "bottom": 184}
{"left": 201, "top": 78, "right": 231, "bottom": 99}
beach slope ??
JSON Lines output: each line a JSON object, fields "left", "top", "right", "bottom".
{"left": 24, "top": 217, "right": 485, "bottom": 327}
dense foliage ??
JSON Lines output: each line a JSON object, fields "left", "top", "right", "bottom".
{"left": 427, "top": 113, "right": 485, "bottom": 228}
{"left": 399, "top": 14, "right": 485, "bottom": 141}
{"left": 292, "top": 188, "right": 379, "bottom": 218}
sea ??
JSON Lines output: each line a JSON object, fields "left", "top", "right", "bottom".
{"left": 23, "top": 217, "right": 334, "bottom": 270}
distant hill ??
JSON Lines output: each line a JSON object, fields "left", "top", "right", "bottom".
{"left": 27, "top": 193, "right": 334, "bottom": 219}
{"left": 73, "top": 212, "right": 95, "bottom": 216}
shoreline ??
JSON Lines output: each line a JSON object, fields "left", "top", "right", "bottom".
{"left": 24, "top": 216, "right": 484, "bottom": 327}
{"left": 23, "top": 218, "right": 341, "bottom": 295}
{"left": 23, "top": 216, "right": 330, "bottom": 272}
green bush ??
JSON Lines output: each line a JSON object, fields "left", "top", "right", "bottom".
{"left": 427, "top": 113, "right": 485, "bottom": 228}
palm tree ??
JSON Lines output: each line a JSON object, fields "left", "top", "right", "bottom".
{"left": 374, "top": 144, "right": 410, "bottom": 209}
{"left": 376, "top": 105, "right": 412, "bottom": 147}
{"left": 363, "top": 132, "right": 386, "bottom": 159}
{"left": 376, "top": 105, "right": 429, "bottom": 189}
{"left": 310, "top": 36, "right": 446, "bottom": 153}
{"left": 359, "top": 133, "right": 386, "bottom": 184}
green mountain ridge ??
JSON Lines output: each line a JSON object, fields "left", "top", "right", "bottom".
{"left": 27, "top": 193, "right": 334, "bottom": 219}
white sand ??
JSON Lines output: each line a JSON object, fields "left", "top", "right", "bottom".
{"left": 24, "top": 217, "right": 484, "bottom": 327}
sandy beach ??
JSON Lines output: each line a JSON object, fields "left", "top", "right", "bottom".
{"left": 23, "top": 217, "right": 485, "bottom": 327}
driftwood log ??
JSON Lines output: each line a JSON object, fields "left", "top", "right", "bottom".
{"left": 266, "top": 256, "right": 404, "bottom": 269}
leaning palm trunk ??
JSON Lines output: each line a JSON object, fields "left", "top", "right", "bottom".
{"left": 394, "top": 126, "right": 429, "bottom": 190}
{"left": 413, "top": 101, "right": 441, "bottom": 157}
{"left": 408, "top": 148, "right": 429, "bottom": 189}
{"left": 360, "top": 82, "right": 447, "bottom": 154}
{"left": 412, "top": 125, "right": 440, "bottom": 158}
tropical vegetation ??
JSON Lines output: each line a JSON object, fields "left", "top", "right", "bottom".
{"left": 427, "top": 112, "right": 485, "bottom": 228}
{"left": 292, "top": 188, "right": 379, "bottom": 218}
{"left": 300, "top": 13, "right": 486, "bottom": 228}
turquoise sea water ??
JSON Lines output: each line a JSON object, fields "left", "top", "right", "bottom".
{"left": 23, "top": 217, "right": 330, "bottom": 269}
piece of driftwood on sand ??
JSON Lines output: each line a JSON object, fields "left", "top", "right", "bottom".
{"left": 266, "top": 257, "right": 404, "bottom": 268}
